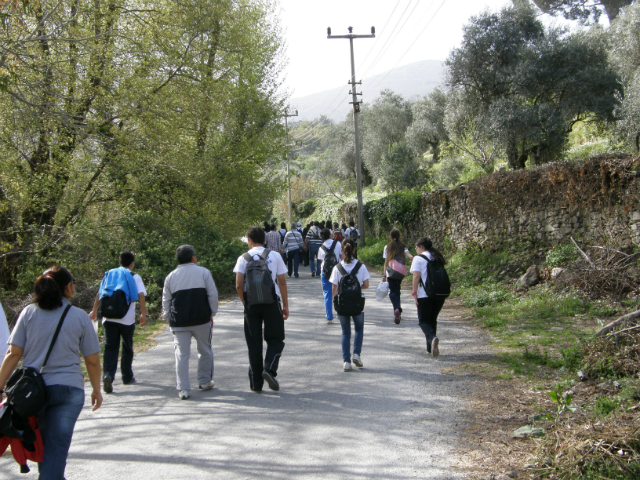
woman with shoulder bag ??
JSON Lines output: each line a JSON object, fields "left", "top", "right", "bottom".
{"left": 381, "top": 229, "right": 413, "bottom": 325}
{"left": 0, "top": 266, "right": 102, "bottom": 479}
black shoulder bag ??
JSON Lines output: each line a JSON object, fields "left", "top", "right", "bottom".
{"left": 5, "top": 304, "right": 72, "bottom": 418}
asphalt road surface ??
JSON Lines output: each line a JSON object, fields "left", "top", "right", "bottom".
{"left": 2, "top": 267, "right": 480, "bottom": 479}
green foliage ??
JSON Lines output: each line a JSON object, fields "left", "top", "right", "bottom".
{"left": 356, "top": 236, "right": 391, "bottom": 268}
{"left": 592, "top": 396, "right": 620, "bottom": 417}
{"left": 559, "top": 342, "right": 585, "bottom": 372}
{"left": 579, "top": 458, "right": 640, "bottom": 480}
{"left": 293, "top": 199, "right": 316, "bottom": 220}
{"left": 364, "top": 189, "right": 421, "bottom": 232}
{"left": 545, "top": 242, "right": 579, "bottom": 267}
{"left": 463, "top": 284, "right": 513, "bottom": 307}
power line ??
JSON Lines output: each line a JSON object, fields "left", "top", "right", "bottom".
{"left": 368, "top": 0, "right": 447, "bottom": 92}
{"left": 355, "top": 0, "right": 401, "bottom": 72}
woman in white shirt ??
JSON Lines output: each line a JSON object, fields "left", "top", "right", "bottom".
{"left": 409, "top": 237, "right": 447, "bottom": 358}
{"left": 381, "top": 228, "right": 413, "bottom": 324}
{"left": 330, "top": 238, "right": 370, "bottom": 371}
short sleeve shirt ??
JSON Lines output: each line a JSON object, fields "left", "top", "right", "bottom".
{"left": 9, "top": 298, "right": 101, "bottom": 390}
{"left": 409, "top": 252, "right": 434, "bottom": 299}
{"left": 233, "top": 247, "right": 288, "bottom": 298}
{"left": 103, "top": 273, "right": 146, "bottom": 326}
{"left": 317, "top": 239, "right": 342, "bottom": 268}
{"left": 329, "top": 260, "right": 370, "bottom": 286}
{"left": 382, "top": 245, "right": 411, "bottom": 259}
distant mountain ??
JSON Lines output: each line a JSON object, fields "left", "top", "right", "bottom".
{"left": 290, "top": 60, "right": 444, "bottom": 123}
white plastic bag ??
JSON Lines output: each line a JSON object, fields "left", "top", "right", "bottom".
{"left": 375, "top": 281, "right": 390, "bottom": 301}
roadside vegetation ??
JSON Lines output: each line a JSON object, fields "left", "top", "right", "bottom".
{"left": 446, "top": 239, "right": 640, "bottom": 479}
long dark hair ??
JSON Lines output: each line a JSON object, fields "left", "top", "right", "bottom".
{"left": 342, "top": 238, "right": 356, "bottom": 264}
{"left": 386, "top": 228, "right": 406, "bottom": 261}
{"left": 415, "top": 237, "right": 446, "bottom": 264}
{"left": 33, "top": 266, "right": 74, "bottom": 310}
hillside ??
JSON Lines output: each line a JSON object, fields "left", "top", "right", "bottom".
{"left": 290, "top": 60, "right": 444, "bottom": 122}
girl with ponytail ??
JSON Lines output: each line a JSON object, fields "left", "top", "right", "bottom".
{"left": 381, "top": 228, "right": 413, "bottom": 324}
{"left": 0, "top": 266, "right": 103, "bottom": 478}
{"left": 410, "top": 238, "right": 447, "bottom": 358}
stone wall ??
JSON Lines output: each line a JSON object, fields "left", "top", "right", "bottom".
{"left": 339, "top": 156, "right": 640, "bottom": 250}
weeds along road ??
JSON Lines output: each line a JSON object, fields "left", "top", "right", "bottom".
{"left": 2, "top": 268, "right": 486, "bottom": 479}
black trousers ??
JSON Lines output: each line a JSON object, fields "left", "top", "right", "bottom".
{"left": 103, "top": 321, "right": 135, "bottom": 382}
{"left": 243, "top": 300, "right": 285, "bottom": 391}
{"left": 416, "top": 297, "right": 445, "bottom": 352}
{"left": 388, "top": 278, "right": 402, "bottom": 312}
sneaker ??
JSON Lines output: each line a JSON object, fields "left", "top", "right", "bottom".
{"left": 326, "top": 318, "right": 333, "bottom": 324}
{"left": 311, "top": 272, "right": 315, "bottom": 277}
{"left": 103, "top": 375, "right": 113, "bottom": 394}
{"left": 123, "top": 377, "right": 137, "bottom": 385}
{"left": 394, "top": 309, "right": 401, "bottom": 324}
{"left": 343, "top": 362, "right": 352, "bottom": 372}
{"left": 179, "top": 390, "right": 190, "bottom": 400}
{"left": 250, "top": 388, "right": 262, "bottom": 394}
{"left": 199, "top": 380, "right": 215, "bottom": 391}
{"left": 432, "top": 337, "right": 440, "bottom": 359}
{"left": 353, "top": 354, "right": 363, "bottom": 368}
{"left": 262, "top": 370, "right": 280, "bottom": 391}
{"left": 294, "top": 274, "right": 299, "bottom": 278}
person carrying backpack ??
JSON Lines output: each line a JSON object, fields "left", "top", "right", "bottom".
{"left": 329, "top": 238, "right": 370, "bottom": 372}
{"left": 304, "top": 221, "right": 323, "bottom": 277}
{"left": 234, "top": 226, "right": 289, "bottom": 393}
{"left": 381, "top": 229, "right": 414, "bottom": 325}
{"left": 410, "top": 237, "right": 450, "bottom": 358}
{"left": 90, "top": 252, "right": 147, "bottom": 393}
{"left": 344, "top": 220, "right": 360, "bottom": 258}
{"left": 332, "top": 222, "right": 344, "bottom": 242}
{"left": 317, "top": 228, "right": 342, "bottom": 324}
{"left": 282, "top": 223, "right": 304, "bottom": 278}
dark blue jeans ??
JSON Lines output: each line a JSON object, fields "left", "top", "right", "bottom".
{"left": 38, "top": 385, "right": 85, "bottom": 480}
{"left": 308, "top": 244, "right": 321, "bottom": 274}
{"left": 388, "top": 278, "right": 402, "bottom": 312}
{"left": 338, "top": 312, "right": 364, "bottom": 363}
{"left": 286, "top": 249, "right": 300, "bottom": 277}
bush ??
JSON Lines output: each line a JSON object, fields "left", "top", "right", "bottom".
{"left": 364, "top": 189, "right": 421, "bottom": 233}
{"left": 546, "top": 242, "right": 579, "bottom": 267}
{"left": 464, "top": 284, "right": 513, "bottom": 307}
{"left": 357, "top": 236, "right": 392, "bottom": 268}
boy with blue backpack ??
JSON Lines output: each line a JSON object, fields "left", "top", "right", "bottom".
{"left": 234, "top": 227, "right": 289, "bottom": 393}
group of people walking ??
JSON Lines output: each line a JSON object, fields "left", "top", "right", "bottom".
{"left": 0, "top": 221, "right": 447, "bottom": 479}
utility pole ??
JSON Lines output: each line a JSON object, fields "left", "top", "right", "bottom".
{"left": 327, "top": 26, "right": 374, "bottom": 248}
{"left": 284, "top": 109, "right": 298, "bottom": 226}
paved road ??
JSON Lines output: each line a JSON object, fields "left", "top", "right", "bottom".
{"left": 2, "top": 267, "right": 479, "bottom": 479}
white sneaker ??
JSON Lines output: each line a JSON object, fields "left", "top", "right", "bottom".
{"left": 179, "top": 390, "right": 190, "bottom": 400}
{"left": 326, "top": 318, "right": 333, "bottom": 324}
{"left": 353, "top": 354, "right": 363, "bottom": 368}
{"left": 343, "top": 362, "right": 352, "bottom": 372}
{"left": 199, "top": 380, "right": 215, "bottom": 391}
{"left": 432, "top": 337, "right": 440, "bottom": 359}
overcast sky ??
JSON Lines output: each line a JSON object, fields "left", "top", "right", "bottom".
{"left": 278, "top": 0, "right": 516, "bottom": 99}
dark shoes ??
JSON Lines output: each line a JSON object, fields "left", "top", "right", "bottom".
{"left": 103, "top": 375, "right": 113, "bottom": 394}
{"left": 394, "top": 309, "right": 401, "bottom": 324}
{"left": 311, "top": 272, "right": 315, "bottom": 277}
{"left": 262, "top": 370, "right": 280, "bottom": 391}
{"left": 123, "top": 377, "right": 137, "bottom": 385}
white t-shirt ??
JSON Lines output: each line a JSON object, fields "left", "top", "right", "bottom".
{"left": 317, "top": 239, "right": 342, "bottom": 269}
{"left": 0, "top": 301, "right": 9, "bottom": 358}
{"left": 233, "top": 246, "right": 288, "bottom": 298}
{"left": 103, "top": 273, "right": 147, "bottom": 326}
{"left": 409, "top": 252, "right": 434, "bottom": 299}
{"left": 382, "top": 245, "right": 411, "bottom": 259}
{"left": 344, "top": 227, "right": 360, "bottom": 241}
{"left": 329, "top": 259, "right": 370, "bottom": 287}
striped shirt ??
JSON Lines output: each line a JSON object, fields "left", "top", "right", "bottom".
{"left": 264, "top": 231, "right": 282, "bottom": 252}
{"left": 282, "top": 230, "right": 304, "bottom": 252}
{"left": 306, "top": 226, "right": 323, "bottom": 245}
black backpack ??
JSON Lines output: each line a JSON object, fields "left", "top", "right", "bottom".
{"left": 98, "top": 289, "right": 130, "bottom": 319}
{"left": 321, "top": 240, "right": 339, "bottom": 278}
{"left": 349, "top": 228, "right": 358, "bottom": 242}
{"left": 333, "top": 262, "right": 365, "bottom": 316}
{"left": 5, "top": 305, "right": 71, "bottom": 418}
{"left": 243, "top": 249, "right": 277, "bottom": 306}
{"left": 418, "top": 254, "right": 451, "bottom": 298}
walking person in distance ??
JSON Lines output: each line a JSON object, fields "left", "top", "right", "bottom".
{"left": 282, "top": 223, "right": 304, "bottom": 278}
{"left": 317, "top": 228, "right": 342, "bottom": 323}
{"left": 234, "top": 227, "right": 289, "bottom": 392}
{"left": 410, "top": 238, "right": 450, "bottom": 357}
{"left": 0, "top": 266, "right": 102, "bottom": 479}
{"left": 381, "top": 229, "right": 413, "bottom": 324}
{"left": 330, "top": 238, "right": 370, "bottom": 371}
{"left": 304, "top": 221, "right": 323, "bottom": 277}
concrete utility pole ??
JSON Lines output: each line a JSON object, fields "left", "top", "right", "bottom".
{"left": 327, "top": 26, "right": 374, "bottom": 248}
{"left": 284, "top": 109, "right": 298, "bottom": 226}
